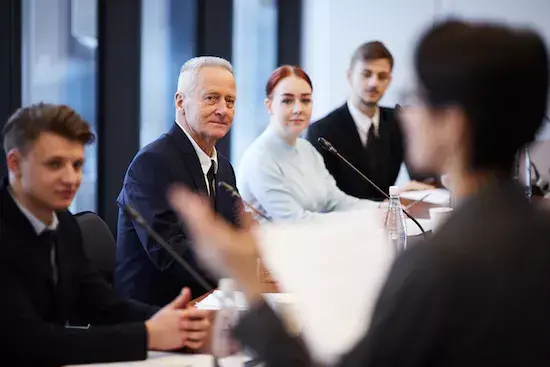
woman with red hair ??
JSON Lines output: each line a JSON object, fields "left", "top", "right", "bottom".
{"left": 237, "top": 65, "right": 376, "bottom": 222}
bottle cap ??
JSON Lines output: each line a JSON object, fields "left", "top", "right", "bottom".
{"left": 218, "top": 278, "right": 235, "bottom": 294}
{"left": 389, "top": 185, "right": 400, "bottom": 196}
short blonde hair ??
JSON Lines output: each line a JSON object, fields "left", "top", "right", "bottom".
{"left": 176, "top": 56, "right": 233, "bottom": 95}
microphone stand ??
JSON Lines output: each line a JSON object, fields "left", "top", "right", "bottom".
{"left": 124, "top": 205, "right": 216, "bottom": 292}
{"left": 125, "top": 204, "right": 264, "bottom": 366}
{"left": 318, "top": 137, "right": 427, "bottom": 237}
{"left": 218, "top": 181, "right": 273, "bottom": 222}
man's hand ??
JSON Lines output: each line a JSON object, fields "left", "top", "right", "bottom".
{"left": 182, "top": 309, "right": 213, "bottom": 351}
{"left": 145, "top": 288, "right": 211, "bottom": 351}
{"left": 168, "top": 186, "right": 263, "bottom": 305}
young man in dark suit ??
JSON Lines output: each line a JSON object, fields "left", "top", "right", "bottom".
{"left": 116, "top": 56, "right": 242, "bottom": 307}
{"left": 169, "top": 20, "right": 550, "bottom": 366}
{"left": 307, "top": 41, "right": 434, "bottom": 200}
{"left": 0, "top": 103, "right": 212, "bottom": 366}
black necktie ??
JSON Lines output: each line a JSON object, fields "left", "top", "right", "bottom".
{"left": 365, "top": 123, "right": 381, "bottom": 180}
{"left": 365, "top": 123, "right": 377, "bottom": 148}
{"left": 206, "top": 160, "right": 216, "bottom": 207}
{"left": 40, "top": 229, "right": 59, "bottom": 285}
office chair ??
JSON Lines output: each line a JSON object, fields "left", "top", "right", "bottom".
{"left": 75, "top": 211, "right": 116, "bottom": 285}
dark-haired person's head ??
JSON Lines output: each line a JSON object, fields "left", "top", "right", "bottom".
{"left": 265, "top": 65, "right": 314, "bottom": 139}
{"left": 400, "top": 20, "right": 549, "bottom": 179}
{"left": 348, "top": 41, "right": 394, "bottom": 108}
{"left": 2, "top": 103, "right": 95, "bottom": 214}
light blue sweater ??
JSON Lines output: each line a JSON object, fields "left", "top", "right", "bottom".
{"left": 237, "top": 125, "right": 377, "bottom": 222}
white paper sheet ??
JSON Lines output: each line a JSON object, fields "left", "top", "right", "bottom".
{"left": 195, "top": 290, "right": 292, "bottom": 311}
{"left": 255, "top": 208, "right": 395, "bottom": 365}
{"left": 400, "top": 188, "right": 451, "bottom": 205}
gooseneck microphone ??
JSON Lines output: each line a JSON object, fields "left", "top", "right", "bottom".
{"left": 317, "top": 137, "right": 427, "bottom": 236}
{"left": 218, "top": 181, "right": 273, "bottom": 222}
{"left": 124, "top": 204, "right": 216, "bottom": 293}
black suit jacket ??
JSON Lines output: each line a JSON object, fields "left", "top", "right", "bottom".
{"left": 115, "top": 123, "right": 240, "bottom": 306}
{"left": 233, "top": 180, "right": 550, "bottom": 366}
{"left": 0, "top": 178, "right": 158, "bottom": 367}
{"left": 306, "top": 104, "right": 407, "bottom": 201}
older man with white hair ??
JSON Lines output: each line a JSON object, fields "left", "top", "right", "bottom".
{"left": 115, "top": 56, "right": 241, "bottom": 313}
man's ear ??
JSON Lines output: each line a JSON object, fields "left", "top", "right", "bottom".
{"left": 175, "top": 92, "right": 185, "bottom": 115}
{"left": 346, "top": 68, "right": 352, "bottom": 85}
{"left": 264, "top": 98, "right": 273, "bottom": 115}
{"left": 6, "top": 149, "right": 22, "bottom": 177}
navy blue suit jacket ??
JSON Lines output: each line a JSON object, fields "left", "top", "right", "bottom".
{"left": 115, "top": 124, "right": 240, "bottom": 306}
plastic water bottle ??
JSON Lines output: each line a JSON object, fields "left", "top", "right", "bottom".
{"left": 384, "top": 185, "right": 408, "bottom": 253}
{"left": 211, "top": 278, "right": 243, "bottom": 366}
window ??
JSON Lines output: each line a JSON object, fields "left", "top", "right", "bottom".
{"left": 22, "top": 0, "right": 98, "bottom": 213}
{"left": 231, "top": 0, "right": 278, "bottom": 172}
{"left": 140, "top": 0, "right": 197, "bottom": 147}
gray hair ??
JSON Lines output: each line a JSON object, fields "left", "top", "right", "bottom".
{"left": 176, "top": 56, "right": 234, "bottom": 95}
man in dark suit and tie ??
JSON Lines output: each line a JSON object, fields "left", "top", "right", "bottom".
{"left": 169, "top": 20, "right": 550, "bottom": 366}
{"left": 0, "top": 103, "right": 211, "bottom": 366}
{"left": 116, "top": 56, "right": 241, "bottom": 307}
{"left": 307, "top": 41, "right": 434, "bottom": 200}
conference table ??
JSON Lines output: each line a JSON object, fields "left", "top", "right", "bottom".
{"left": 190, "top": 197, "right": 446, "bottom": 306}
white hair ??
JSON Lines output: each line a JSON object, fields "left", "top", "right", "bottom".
{"left": 176, "top": 56, "right": 233, "bottom": 95}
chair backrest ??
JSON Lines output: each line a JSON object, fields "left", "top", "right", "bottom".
{"left": 75, "top": 211, "right": 116, "bottom": 284}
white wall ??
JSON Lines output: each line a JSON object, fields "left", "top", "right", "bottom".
{"left": 302, "top": 0, "right": 550, "bottom": 181}
{"left": 302, "top": 0, "right": 439, "bottom": 121}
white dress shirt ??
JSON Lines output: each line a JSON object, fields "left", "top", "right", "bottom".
{"left": 347, "top": 100, "right": 380, "bottom": 146}
{"left": 9, "top": 188, "right": 59, "bottom": 234}
{"left": 177, "top": 122, "right": 218, "bottom": 195}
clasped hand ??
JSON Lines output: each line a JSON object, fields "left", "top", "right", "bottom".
{"left": 145, "top": 287, "right": 212, "bottom": 351}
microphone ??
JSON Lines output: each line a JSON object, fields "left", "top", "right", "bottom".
{"left": 317, "top": 137, "right": 427, "bottom": 236}
{"left": 123, "top": 204, "right": 216, "bottom": 293}
{"left": 218, "top": 181, "right": 273, "bottom": 222}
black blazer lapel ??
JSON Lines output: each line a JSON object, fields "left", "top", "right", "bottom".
{"left": 54, "top": 227, "right": 79, "bottom": 323}
{"left": 214, "top": 157, "right": 237, "bottom": 221}
{"left": 165, "top": 123, "right": 209, "bottom": 195}
{"left": 338, "top": 104, "right": 364, "bottom": 151}
{"left": 337, "top": 104, "right": 370, "bottom": 173}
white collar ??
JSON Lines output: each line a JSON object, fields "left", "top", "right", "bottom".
{"left": 347, "top": 100, "right": 380, "bottom": 142}
{"left": 177, "top": 122, "right": 218, "bottom": 176}
{"left": 9, "top": 188, "right": 59, "bottom": 234}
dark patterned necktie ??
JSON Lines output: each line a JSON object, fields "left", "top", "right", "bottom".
{"left": 206, "top": 160, "right": 216, "bottom": 207}
{"left": 40, "top": 229, "right": 58, "bottom": 285}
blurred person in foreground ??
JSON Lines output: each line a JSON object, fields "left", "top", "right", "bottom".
{"left": 168, "top": 20, "right": 550, "bottom": 366}
{"left": 0, "top": 103, "right": 211, "bottom": 366}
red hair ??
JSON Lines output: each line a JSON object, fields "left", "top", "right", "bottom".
{"left": 265, "top": 65, "right": 313, "bottom": 98}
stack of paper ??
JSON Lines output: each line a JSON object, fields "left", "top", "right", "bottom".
{"left": 195, "top": 290, "right": 293, "bottom": 311}
{"left": 255, "top": 208, "right": 395, "bottom": 365}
